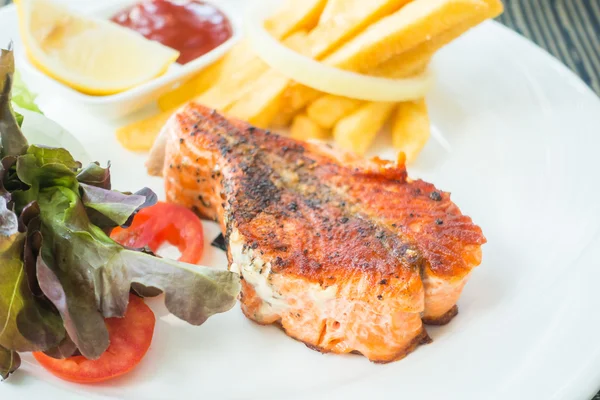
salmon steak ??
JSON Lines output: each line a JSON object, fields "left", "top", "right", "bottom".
{"left": 147, "top": 103, "right": 486, "bottom": 363}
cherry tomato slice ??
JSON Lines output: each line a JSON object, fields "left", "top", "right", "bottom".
{"left": 110, "top": 202, "right": 204, "bottom": 264}
{"left": 33, "top": 295, "right": 155, "bottom": 384}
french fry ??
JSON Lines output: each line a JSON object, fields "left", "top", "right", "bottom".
{"left": 318, "top": 0, "right": 346, "bottom": 24}
{"left": 304, "top": 49, "right": 430, "bottom": 129}
{"left": 391, "top": 99, "right": 430, "bottom": 162}
{"left": 279, "top": 57, "right": 429, "bottom": 125}
{"left": 257, "top": 0, "right": 501, "bottom": 128}
{"left": 194, "top": 56, "right": 269, "bottom": 112}
{"left": 194, "top": 0, "right": 330, "bottom": 111}
{"left": 157, "top": 0, "right": 327, "bottom": 113}
{"left": 116, "top": 109, "right": 174, "bottom": 152}
{"left": 229, "top": 0, "right": 412, "bottom": 128}
{"left": 270, "top": 109, "right": 296, "bottom": 128}
{"left": 303, "top": 0, "right": 501, "bottom": 129}
{"left": 333, "top": 102, "right": 395, "bottom": 154}
{"left": 368, "top": 51, "right": 430, "bottom": 77}
{"left": 122, "top": 0, "right": 504, "bottom": 154}
{"left": 225, "top": 71, "right": 291, "bottom": 128}
{"left": 157, "top": 60, "right": 223, "bottom": 111}
{"left": 157, "top": 41, "right": 258, "bottom": 111}
{"left": 290, "top": 113, "right": 330, "bottom": 141}
{"left": 307, "top": 95, "right": 363, "bottom": 128}
{"left": 324, "top": 0, "right": 491, "bottom": 72}
{"left": 224, "top": 32, "right": 310, "bottom": 127}
{"left": 279, "top": 83, "right": 322, "bottom": 115}
{"left": 265, "top": 0, "right": 328, "bottom": 39}
{"left": 198, "top": 32, "right": 308, "bottom": 114}
{"left": 305, "top": 0, "right": 413, "bottom": 59}
{"left": 224, "top": 69, "right": 288, "bottom": 128}
{"left": 369, "top": 0, "right": 502, "bottom": 76}
{"left": 299, "top": 0, "right": 501, "bottom": 117}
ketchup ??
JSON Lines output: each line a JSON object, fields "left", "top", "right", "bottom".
{"left": 112, "top": 0, "right": 233, "bottom": 65}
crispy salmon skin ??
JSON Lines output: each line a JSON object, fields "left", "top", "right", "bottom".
{"left": 147, "top": 104, "right": 486, "bottom": 362}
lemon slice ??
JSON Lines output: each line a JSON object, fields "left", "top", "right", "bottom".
{"left": 14, "top": 0, "right": 180, "bottom": 95}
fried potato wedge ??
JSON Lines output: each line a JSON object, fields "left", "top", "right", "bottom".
{"left": 391, "top": 99, "right": 430, "bottom": 162}
{"left": 333, "top": 102, "right": 395, "bottom": 154}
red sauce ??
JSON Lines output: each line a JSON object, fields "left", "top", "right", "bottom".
{"left": 112, "top": 0, "right": 233, "bottom": 65}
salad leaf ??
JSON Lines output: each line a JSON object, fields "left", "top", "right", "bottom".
{"left": 0, "top": 205, "right": 64, "bottom": 352}
{"left": 17, "top": 108, "right": 90, "bottom": 163}
{"left": 0, "top": 47, "right": 28, "bottom": 158}
{"left": 0, "top": 345, "right": 20, "bottom": 381}
{"left": 42, "top": 334, "right": 78, "bottom": 360}
{"left": 20, "top": 202, "right": 44, "bottom": 298}
{"left": 11, "top": 71, "right": 41, "bottom": 115}
{"left": 27, "top": 145, "right": 81, "bottom": 170}
{"left": 80, "top": 183, "right": 148, "bottom": 227}
{"left": 77, "top": 164, "right": 158, "bottom": 230}
{"left": 76, "top": 162, "right": 111, "bottom": 189}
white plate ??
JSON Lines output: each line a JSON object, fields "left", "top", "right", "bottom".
{"left": 2, "top": 3, "right": 600, "bottom": 400}
{"left": 17, "top": 0, "right": 241, "bottom": 119}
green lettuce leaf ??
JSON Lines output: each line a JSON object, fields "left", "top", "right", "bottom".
{"left": 0, "top": 47, "right": 28, "bottom": 158}
{"left": 11, "top": 71, "right": 41, "bottom": 115}
{"left": 11, "top": 147, "right": 79, "bottom": 212}
{"left": 0, "top": 345, "right": 20, "bottom": 381}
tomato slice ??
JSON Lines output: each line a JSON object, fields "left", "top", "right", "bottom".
{"left": 33, "top": 294, "right": 155, "bottom": 384}
{"left": 110, "top": 201, "right": 204, "bottom": 264}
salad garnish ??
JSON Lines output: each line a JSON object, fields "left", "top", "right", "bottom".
{"left": 0, "top": 46, "right": 240, "bottom": 381}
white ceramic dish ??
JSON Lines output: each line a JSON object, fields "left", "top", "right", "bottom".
{"left": 17, "top": 0, "right": 241, "bottom": 119}
{"left": 2, "top": 1, "right": 600, "bottom": 399}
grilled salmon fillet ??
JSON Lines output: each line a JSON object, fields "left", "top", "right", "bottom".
{"left": 147, "top": 104, "right": 486, "bottom": 362}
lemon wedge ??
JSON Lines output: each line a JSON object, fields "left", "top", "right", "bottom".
{"left": 14, "top": 0, "right": 180, "bottom": 95}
